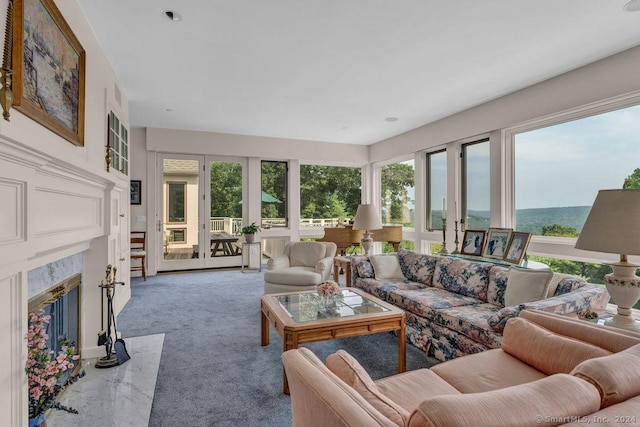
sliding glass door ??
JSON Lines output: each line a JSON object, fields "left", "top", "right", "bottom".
{"left": 157, "top": 154, "right": 245, "bottom": 271}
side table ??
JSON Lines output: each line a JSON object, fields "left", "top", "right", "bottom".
{"left": 333, "top": 256, "right": 352, "bottom": 287}
{"left": 242, "top": 242, "right": 262, "bottom": 273}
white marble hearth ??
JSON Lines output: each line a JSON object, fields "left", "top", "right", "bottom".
{"left": 47, "top": 334, "right": 164, "bottom": 427}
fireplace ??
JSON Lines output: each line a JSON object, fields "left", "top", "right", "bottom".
{"left": 27, "top": 273, "right": 82, "bottom": 367}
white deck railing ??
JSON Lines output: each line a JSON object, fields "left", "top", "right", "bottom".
{"left": 209, "top": 217, "right": 347, "bottom": 233}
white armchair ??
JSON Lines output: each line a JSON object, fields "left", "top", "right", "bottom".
{"left": 263, "top": 241, "right": 338, "bottom": 294}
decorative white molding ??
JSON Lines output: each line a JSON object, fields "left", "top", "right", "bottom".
{"left": 0, "top": 179, "right": 25, "bottom": 245}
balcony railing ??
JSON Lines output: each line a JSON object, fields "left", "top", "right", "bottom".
{"left": 209, "top": 217, "right": 347, "bottom": 234}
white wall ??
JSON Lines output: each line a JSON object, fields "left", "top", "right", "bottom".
{"left": 0, "top": 0, "right": 130, "bottom": 424}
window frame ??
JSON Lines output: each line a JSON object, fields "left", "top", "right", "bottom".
{"left": 261, "top": 160, "right": 289, "bottom": 228}
{"left": 461, "top": 138, "right": 490, "bottom": 232}
{"left": 425, "top": 149, "right": 447, "bottom": 231}
{"left": 166, "top": 181, "right": 187, "bottom": 224}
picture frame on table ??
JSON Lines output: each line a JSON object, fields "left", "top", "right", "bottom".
{"left": 504, "top": 232, "right": 532, "bottom": 265}
{"left": 130, "top": 180, "right": 141, "bottom": 205}
{"left": 13, "top": 0, "right": 86, "bottom": 146}
{"left": 460, "top": 230, "right": 487, "bottom": 256}
{"left": 483, "top": 228, "right": 513, "bottom": 259}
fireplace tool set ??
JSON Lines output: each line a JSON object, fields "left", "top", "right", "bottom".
{"left": 95, "top": 264, "right": 131, "bottom": 368}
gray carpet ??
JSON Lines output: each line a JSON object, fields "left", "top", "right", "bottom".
{"left": 118, "top": 269, "right": 438, "bottom": 427}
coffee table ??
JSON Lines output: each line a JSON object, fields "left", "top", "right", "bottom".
{"left": 261, "top": 287, "right": 406, "bottom": 394}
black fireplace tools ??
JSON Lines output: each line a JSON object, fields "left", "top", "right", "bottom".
{"left": 96, "top": 265, "right": 131, "bottom": 368}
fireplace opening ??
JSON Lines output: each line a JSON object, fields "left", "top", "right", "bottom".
{"left": 28, "top": 274, "right": 82, "bottom": 375}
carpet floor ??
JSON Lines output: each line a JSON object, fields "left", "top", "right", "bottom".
{"left": 118, "top": 269, "right": 438, "bottom": 427}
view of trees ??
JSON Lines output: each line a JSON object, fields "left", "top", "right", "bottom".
{"left": 381, "top": 162, "right": 414, "bottom": 226}
{"left": 300, "top": 165, "right": 361, "bottom": 219}
{"left": 210, "top": 161, "right": 242, "bottom": 218}
{"left": 262, "top": 161, "right": 288, "bottom": 224}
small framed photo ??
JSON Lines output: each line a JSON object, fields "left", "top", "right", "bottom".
{"left": 130, "top": 180, "right": 142, "bottom": 205}
{"left": 483, "top": 228, "right": 512, "bottom": 259}
{"left": 460, "top": 230, "right": 487, "bottom": 256}
{"left": 504, "top": 232, "right": 532, "bottom": 265}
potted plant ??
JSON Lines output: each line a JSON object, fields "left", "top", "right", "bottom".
{"left": 26, "top": 309, "right": 85, "bottom": 427}
{"left": 240, "top": 222, "right": 261, "bottom": 243}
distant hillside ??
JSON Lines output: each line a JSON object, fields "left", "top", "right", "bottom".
{"left": 465, "top": 206, "right": 591, "bottom": 235}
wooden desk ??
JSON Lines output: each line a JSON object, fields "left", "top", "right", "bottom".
{"left": 333, "top": 256, "right": 353, "bottom": 287}
{"left": 210, "top": 232, "right": 240, "bottom": 256}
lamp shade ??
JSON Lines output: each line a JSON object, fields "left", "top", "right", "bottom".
{"left": 352, "top": 204, "right": 382, "bottom": 231}
{"left": 574, "top": 189, "right": 640, "bottom": 256}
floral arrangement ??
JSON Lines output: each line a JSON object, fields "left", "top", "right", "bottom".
{"left": 26, "top": 308, "right": 85, "bottom": 419}
{"left": 316, "top": 280, "right": 341, "bottom": 297}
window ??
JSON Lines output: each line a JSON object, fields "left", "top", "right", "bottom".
{"left": 210, "top": 161, "right": 243, "bottom": 234}
{"left": 381, "top": 160, "right": 415, "bottom": 227}
{"left": 300, "top": 165, "right": 361, "bottom": 226}
{"left": 514, "top": 103, "right": 640, "bottom": 237}
{"left": 167, "top": 182, "right": 186, "bottom": 223}
{"left": 170, "top": 229, "right": 186, "bottom": 243}
{"left": 261, "top": 161, "right": 288, "bottom": 228}
{"left": 108, "top": 111, "right": 129, "bottom": 175}
{"left": 426, "top": 150, "right": 446, "bottom": 230}
{"left": 461, "top": 139, "right": 490, "bottom": 230}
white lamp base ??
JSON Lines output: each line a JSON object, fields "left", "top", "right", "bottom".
{"left": 361, "top": 233, "right": 373, "bottom": 256}
{"left": 604, "top": 261, "right": 640, "bottom": 332}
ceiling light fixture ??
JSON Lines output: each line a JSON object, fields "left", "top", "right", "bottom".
{"left": 624, "top": 0, "right": 640, "bottom": 11}
{"left": 385, "top": 117, "right": 398, "bottom": 122}
{"left": 163, "top": 10, "right": 182, "bottom": 21}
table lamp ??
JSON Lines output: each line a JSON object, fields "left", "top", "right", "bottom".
{"left": 574, "top": 189, "right": 640, "bottom": 331}
{"left": 353, "top": 204, "right": 382, "bottom": 256}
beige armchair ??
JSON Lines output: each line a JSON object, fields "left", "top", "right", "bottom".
{"left": 264, "top": 241, "right": 337, "bottom": 294}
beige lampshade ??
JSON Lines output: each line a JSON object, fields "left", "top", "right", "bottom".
{"left": 574, "top": 189, "right": 640, "bottom": 256}
{"left": 353, "top": 204, "right": 382, "bottom": 231}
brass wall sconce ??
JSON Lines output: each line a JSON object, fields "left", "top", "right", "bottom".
{"left": 0, "top": 0, "right": 13, "bottom": 122}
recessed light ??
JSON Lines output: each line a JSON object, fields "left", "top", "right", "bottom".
{"left": 163, "top": 10, "right": 182, "bottom": 21}
{"left": 341, "top": 126, "right": 348, "bottom": 130}
{"left": 385, "top": 117, "right": 399, "bottom": 122}
{"left": 624, "top": 0, "right": 640, "bottom": 11}
{"left": 166, "top": 108, "right": 173, "bottom": 112}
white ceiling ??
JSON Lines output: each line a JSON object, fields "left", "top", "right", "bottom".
{"left": 76, "top": 0, "right": 640, "bottom": 145}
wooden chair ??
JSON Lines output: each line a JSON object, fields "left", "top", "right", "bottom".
{"left": 131, "top": 231, "right": 147, "bottom": 280}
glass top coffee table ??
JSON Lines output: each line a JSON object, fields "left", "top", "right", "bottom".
{"left": 261, "top": 287, "right": 405, "bottom": 394}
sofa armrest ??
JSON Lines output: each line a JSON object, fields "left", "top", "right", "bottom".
{"left": 267, "top": 255, "right": 290, "bottom": 270}
{"left": 315, "top": 256, "right": 334, "bottom": 280}
{"left": 522, "top": 284, "right": 609, "bottom": 315}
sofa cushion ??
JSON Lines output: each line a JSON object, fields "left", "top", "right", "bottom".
{"left": 326, "top": 350, "right": 409, "bottom": 426}
{"left": 397, "top": 249, "right": 438, "bottom": 285}
{"left": 432, "top": 348, "right": 547, "bottom": 393}
{"left": 431, "top": 303, "right": 503, "bottom": 348}
{"left": 487, "top": 266, "right": 509, "bottom": 307}
{"left": 263, "top": 267, "right": 321, "bottom": 286}
{"left": 433, "top": 257, "right": 493, "bottom": 301}
{"left": 572, "top": 395, "right": 640, "bottom": 425}
{"left": 409, "top": 374, "right": 601, "bottom": 427}
{"left": 571, "top": 343, "right": 640, "bottom": 408}
{"left": 504, "top": 266, "right": 553, "bottom": 306}
{"left": 387, "top": 287, "right": 481, "bottom": 320}
{"left": 375, "top": 369, "right": 460, "bottom": 414}
{"left": 487, "top": 304, "right": 524, "bottom": 334}
{"left": 370, "top": 255, "right": 405, "bottom": 280}
{"left": 354, "top": 278, "right": 427, "bottom": 302}
{"left": 502, "top": 318, "right": 611, "bottom": 375}
{"left": 547, "top": 272, "right": 584, "bottom": 298}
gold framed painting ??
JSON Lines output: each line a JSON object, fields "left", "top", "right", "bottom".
{"left": 460, "top": 230, "right": 487, "bottom": 256}
{"left": 13, "top": 0, "right": 86, "bottom": 146}
{"left": 483, "top": 228, "right": 512, "bottom": 259}
{"left": 503, "top": 232, "right": 532, "bottom": 265}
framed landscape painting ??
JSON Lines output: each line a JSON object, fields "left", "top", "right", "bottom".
{"left": 460, "top": 230, "right": 487, "bottom": 256}
{"left": 483, "top": 228, "right": 512, "bottom": 259}
{"left": 13, "top": 0, "right": 86, "bottom": 146}
{"left": 504, "top": 232, "right": 532, "bottom": 265}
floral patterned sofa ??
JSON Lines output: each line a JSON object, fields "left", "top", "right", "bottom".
{"left": 350, "top": 249, "right": 609, "bottom": 361}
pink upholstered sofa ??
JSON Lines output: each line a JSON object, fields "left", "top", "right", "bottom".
{"left": 282, "top": 310, "right": 640, "bottom": 427}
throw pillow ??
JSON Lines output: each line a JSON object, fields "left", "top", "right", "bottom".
{"left": 502, "top": 318, "right": 611, "bottom": 375}
{"left": 370, "top": 255, "right": 406, "bottom": 280}
{"left": 352, "top": 257, "right": 375, "bottom": 278}
{"left": 503, "top": 267, "right": 553, "bottom": 307}
{"left": 326, "top": 350, "right": 410, "bottom": 426}
{"left": 571, "top": 343, "right": 640, "bottom": 408}
{"left": 396, "top": 249, "right": 438, "bottom": 285}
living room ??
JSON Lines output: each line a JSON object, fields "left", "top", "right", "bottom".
{"left": 2, "top": 1, "right": 640, "bottom": 426}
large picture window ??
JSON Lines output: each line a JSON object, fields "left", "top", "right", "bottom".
{"left": 461, "top": 139, "right": 490, "bottom": 231}
{"left": 426, "top": 150, "right": 446, "bottom": 230}
{"left": 514, "top": 103, "right": 640, "bottom": 237}
{"left": 262, "top": 161, "right": 288, "bottom": 228}
{"left": 381, "top": 160, "right": 415, "bottom": 227}
{"left": 300, "top": 165, "right": 361, "bottom": 226}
